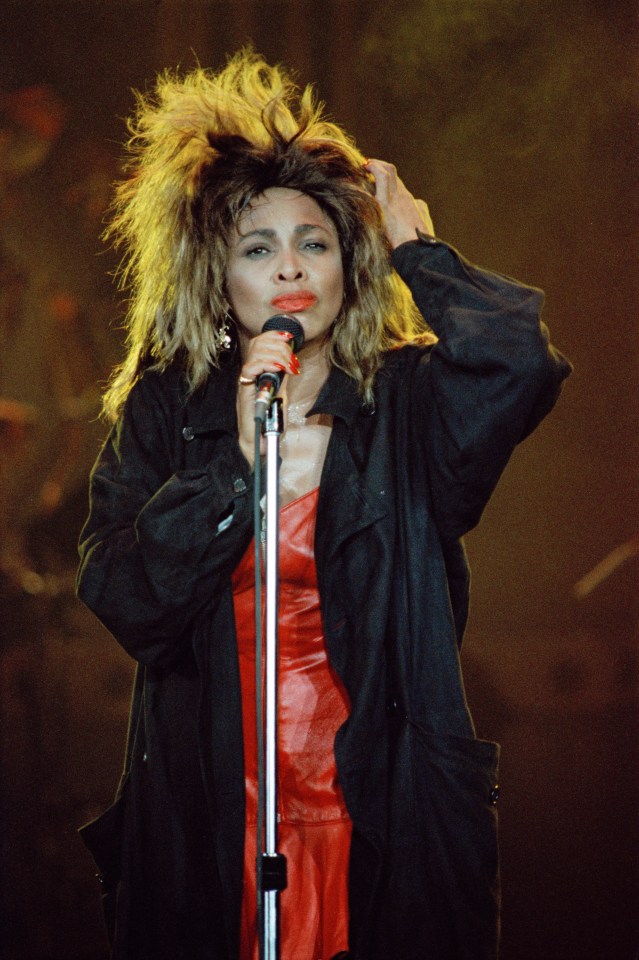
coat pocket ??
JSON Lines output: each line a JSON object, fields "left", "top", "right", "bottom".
{"left": 409, "top": 724, "right": 501, "bottom": 958}
{"left": 79, "top": 784, "right": 128, "bottom": 947}
{"left": 369, "top": 721, "right": 501, "bottom": 959}
{"left": 411, "top": 725, "right": 499, "bottom": 866}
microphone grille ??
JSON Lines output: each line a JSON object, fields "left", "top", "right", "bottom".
{"left": 262, "top": 315, "right": 305, "bottom": 352}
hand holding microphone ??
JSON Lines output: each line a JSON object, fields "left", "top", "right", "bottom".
{"left": 236, "top": 315, "right": 305, "bottom": 465}
{"left": 254, "top": 315, "right": 305, "bottom": 421}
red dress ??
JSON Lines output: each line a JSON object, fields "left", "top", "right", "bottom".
{"left": 232, "top": 487, "right": 352, "bottom": 960}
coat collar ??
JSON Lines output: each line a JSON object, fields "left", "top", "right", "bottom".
{"left": 308, "top": 364, "right": 374, "bottom": 425}
{"left": 186, "top": 356, "right": 371, "bottom": 436}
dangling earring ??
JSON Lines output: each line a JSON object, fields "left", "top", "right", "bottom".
{"left": 216, "top": 309, "right": 233, "bottom": 350}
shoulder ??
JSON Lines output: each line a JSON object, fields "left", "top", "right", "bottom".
{"left": 110, "top": 364, "right": 192, "bottom": 451}
{"left": 378, "top": 341, "right": 433, "bottom": 378}
{"left": 126, "top": 354, "right": 241, "bottom": 438}
{"left": 365, "top": 344, "right": 434, "bottom": 414}
{"left": 129, "top": 363, "right": 189, "bottom": 406}
{"left": 121, "top": 359, "right": 227, "bottom": 426}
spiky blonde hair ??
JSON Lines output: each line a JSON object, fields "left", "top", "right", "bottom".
{"left": 103, "top": 50, "right": 432, "bottom": 420}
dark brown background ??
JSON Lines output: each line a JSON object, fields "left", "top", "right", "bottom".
{"left": 1, "top": 2, "right": 637, "bottom": 958}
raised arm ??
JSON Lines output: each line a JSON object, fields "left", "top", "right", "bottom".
{"left": 368, "top": 159, "right": 571, "bottom": 538}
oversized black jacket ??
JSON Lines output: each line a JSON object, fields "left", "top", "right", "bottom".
{"left": 77, "top": 237, "right": 571, "bottom": 960}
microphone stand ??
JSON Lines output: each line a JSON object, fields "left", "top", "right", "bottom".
{"left": 257, "top": 397, "right": 287, "bottom": 960}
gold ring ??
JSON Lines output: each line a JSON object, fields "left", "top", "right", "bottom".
{"left": 238, "top": 375, "right": 255, "bottom": 385}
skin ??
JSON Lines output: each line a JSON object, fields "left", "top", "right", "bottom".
{"left": 224, "top": 160, "right": 434, "bottom": 507}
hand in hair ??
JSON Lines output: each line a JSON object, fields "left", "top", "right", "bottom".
{"left": 365, "top": 160, "right": 435, "bottom": 249}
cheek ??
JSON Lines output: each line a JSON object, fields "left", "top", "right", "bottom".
{"left": 225, "top": 270, "right": 259, "bottom": 311}
{"left": 328, "top": 262, "right": 345, "bottom": 305}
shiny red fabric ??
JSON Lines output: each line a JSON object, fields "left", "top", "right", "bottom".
{"left": 232, "top": 487, "right": 352, "bottom": 960}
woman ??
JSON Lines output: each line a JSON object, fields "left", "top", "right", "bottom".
{"left": 77, "top": 51, "right": 570, "bottom": 960}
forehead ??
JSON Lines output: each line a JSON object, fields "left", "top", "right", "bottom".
{"left": 237, "top": 187, "right": 336, "bottom": 233}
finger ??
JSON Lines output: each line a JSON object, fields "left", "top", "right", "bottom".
{"left": 241, "top": 353, "right": 299, "bottom": 380}
{"left": 243, "top": 330, "right": 296, "bottom": 357}
{"left": 241, "top": 340, "right": 300, "bottom": 378}
{"left": 364, "top": 159, "right": 398, "bottom": 203}
{"left": 244, "top": 329, "right": 295, "bottom": 353}
{"left": 365, "top": 159, "right": 397, "bottom": 177}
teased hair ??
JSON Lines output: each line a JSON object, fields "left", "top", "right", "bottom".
{"left": 103, "top": 49, "right": 433, "bottom": 420}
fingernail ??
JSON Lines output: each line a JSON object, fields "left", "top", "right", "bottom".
{"left": 274, "top": 363, "right": 287, "bottom": 371}
{"left": 277, "top": 331, "right": 294, "bottom": 340}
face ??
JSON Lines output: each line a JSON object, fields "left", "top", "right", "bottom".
{"left": 224, "top": 187, "right": 344, "bottom": 349}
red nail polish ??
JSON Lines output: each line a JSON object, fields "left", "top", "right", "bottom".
{"left": 274, "top": 363, "right": 287, "bottom": 371}
{"left": 277, "top": 331, "right": 294, "bottom": 340}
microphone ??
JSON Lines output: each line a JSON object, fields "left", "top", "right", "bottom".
{"left": 254, "top": 315, "right": 305, "bottom": 422}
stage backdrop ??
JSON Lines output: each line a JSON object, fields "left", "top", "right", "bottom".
{"left": 1, "top": 2, "right": 637, "bottom": 959}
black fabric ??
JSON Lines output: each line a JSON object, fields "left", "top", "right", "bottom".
{"left": 77, "top": 239, "right": 571, "bottom": 959}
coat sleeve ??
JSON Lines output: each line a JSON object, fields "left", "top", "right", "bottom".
{"left": 76, "top": 371, "right": 254, "bottom": 667}
{"left": 392, "top": 237, "right": 572, "bottom": 540}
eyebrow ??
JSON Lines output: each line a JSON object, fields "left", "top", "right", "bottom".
{"left": 236, "top": 223, "right": 333, "bottom": 242}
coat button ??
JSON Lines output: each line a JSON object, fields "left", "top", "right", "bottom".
{"left": 489, "top": 784, "right": 500, "bottom": 805}
{"left": 182, "top": 426, "right": 195, "bottom": 441}
{"left": 233, "top": 477, "right": 247, "bottom": 493}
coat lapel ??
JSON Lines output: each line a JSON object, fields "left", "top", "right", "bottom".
{"left": 311, "top": 367, "right": 389, "bottom": 570}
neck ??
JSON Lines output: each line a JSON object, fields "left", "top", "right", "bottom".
{"left": 286, "top": 336, "right": 331, "bottom": 407}
{"left": 237, "top": 328, "right": 332, "bottom": 409}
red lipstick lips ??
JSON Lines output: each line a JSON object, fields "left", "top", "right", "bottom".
{"left": 271, "top": 292, "right": 317, "bottom": 312}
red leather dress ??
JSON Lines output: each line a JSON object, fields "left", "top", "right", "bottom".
{"left": 232, "top": 487, "right": 352, "bottom": 960}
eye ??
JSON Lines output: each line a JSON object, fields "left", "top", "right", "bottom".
{"left": 244, "top": 244, "right": 271, "bottom": 258}
{"left": 303, "top": 240, "right": 328, "bottom": 251}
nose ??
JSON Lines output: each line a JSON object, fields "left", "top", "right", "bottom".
{"left": 274, "top": 248, "right": 305, "bottom": 282}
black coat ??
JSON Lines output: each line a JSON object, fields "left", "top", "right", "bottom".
{"left": 77, "top": 237, "right": 571, "bottom": 960}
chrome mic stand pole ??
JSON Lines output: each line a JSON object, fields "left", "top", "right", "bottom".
{"left": 259, "top": 397, "right": 287, "bottom": 960}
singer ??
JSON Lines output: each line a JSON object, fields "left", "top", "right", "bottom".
{"left": 76, "top": 51, "right": 571, "bottom": 960}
